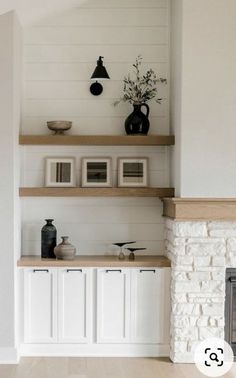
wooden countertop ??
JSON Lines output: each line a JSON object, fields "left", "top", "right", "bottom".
{"left": 17, "top": 255, "right": 171, "bottom": 268}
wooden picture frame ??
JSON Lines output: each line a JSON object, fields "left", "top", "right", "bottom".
{"left": 81, "top": 157, "right": 112, "bottom": 187}
{"left": 118, "top": 157, "right": 149, "bottom": 187}
{"left": 45, "top": 157, "right": 76, "bottom": 187}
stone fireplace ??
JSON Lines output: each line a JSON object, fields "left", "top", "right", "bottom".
{"left": 163, "top": 198, "right": 236, "bottom": 363}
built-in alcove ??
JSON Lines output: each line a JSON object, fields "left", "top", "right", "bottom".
{"left": 20, "top": 0, "right": 171, "bottom": 258}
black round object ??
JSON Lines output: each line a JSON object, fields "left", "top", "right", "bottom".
{"left": 41, "top": 219, "right": 57, "bottom": 259}
{"left": 125, "top": 103, "right": 150, "bottom": 135}
{"left": 90, "top": 81, "right": 103, "bottom": 96}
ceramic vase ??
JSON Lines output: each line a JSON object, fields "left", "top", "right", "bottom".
{"left": 41, "top": 219, "right": 57, "bottom": 259}
{"left": 125, "top": 103, "right": 150, "bottom": 135}
{"left": 54, "top": 236, "right": 76, "bottom": 260}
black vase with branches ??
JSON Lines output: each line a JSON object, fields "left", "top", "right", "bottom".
{"left": 114, "top": 56, "right": 166, "bottom": 135}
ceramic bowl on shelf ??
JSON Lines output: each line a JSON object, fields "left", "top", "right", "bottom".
{"left": 47, "top": 120, "right": 72, "bottom": 135}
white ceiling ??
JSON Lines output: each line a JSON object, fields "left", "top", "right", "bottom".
{"left": 0, "top": 0, "right": 87, "bottom": 25}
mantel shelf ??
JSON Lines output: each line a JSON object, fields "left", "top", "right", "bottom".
{"left": 19, "top": 134, "right": 175, "bottom": 146}
{"left": 19, "top": 187, "right": 175, "bottom": 198}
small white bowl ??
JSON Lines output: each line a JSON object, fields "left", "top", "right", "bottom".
{"left": 47, "top": 120, "right": 72, "bottom": 135}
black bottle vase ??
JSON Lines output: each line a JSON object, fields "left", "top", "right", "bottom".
{"left": 41, "top": 219, "right": 57, "bottom": 259}
{"left": 125, "top": 103, "right": 150, "bottom": 135}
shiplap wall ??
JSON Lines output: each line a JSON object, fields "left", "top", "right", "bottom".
{"left": 21, "top": 0, "right": 170, "bottom": 256}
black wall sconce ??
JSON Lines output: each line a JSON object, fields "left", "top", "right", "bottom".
{"left": 90, "top": 56, "right": 110, "bottom": 96}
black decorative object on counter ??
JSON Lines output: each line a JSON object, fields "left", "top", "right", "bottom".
{"left": 41, "top": 219, "right": 57, "bottom": 259}
{"left": 126, "top": 248, "right": 147, "bottom": 261}
{"left": 113, "top": 241, "right": 136, "bottom": 260}
{"left": 125, "top": 104, "right": 150, "bottom": 135}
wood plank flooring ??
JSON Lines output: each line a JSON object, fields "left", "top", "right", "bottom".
{"left": 0, "top": 358, "right": 236, "bottom": 378}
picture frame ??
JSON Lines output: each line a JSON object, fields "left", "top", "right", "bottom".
{"left": 81, "top": 157, "right": 112, "bottom": 187}
{"left": 45, "top": 157, "right": 76, "bottom": 187}
{"left": 118, "top": 157, "right": 149, "bottom": 187}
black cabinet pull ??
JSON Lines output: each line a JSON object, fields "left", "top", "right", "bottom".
{"left": 66, "top": 269, "right": 82, "bottom": 273}
{"left": 33, "top": 269, "right": 49, "bottom": 273}
{"left": 140, "top": 269, "right": 156, "bottom": 273}
{"left": 230, "top": 277, "right": 236, "bottom": 282}
{"left": 106, "top": 269, "right": 122, "bottom": 273}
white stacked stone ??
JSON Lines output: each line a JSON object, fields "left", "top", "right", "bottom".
{"left": 164, "top": 219, "right": 236, "bottom": 363}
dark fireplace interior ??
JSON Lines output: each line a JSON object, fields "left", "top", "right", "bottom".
{"left": 225, "top": 268, "right": 236, "bottom": 356}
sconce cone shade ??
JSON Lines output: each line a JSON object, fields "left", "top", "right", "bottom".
{"left": 90, "top": 56, "right": 110, "bottom": 80}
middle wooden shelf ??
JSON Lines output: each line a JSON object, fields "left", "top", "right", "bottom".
{"left": 19, "top": 187, "right": 175, "bottom": 198}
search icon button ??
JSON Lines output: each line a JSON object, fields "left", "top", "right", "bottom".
{"left": 194, "top": 338, "right": 234, "bottom": 377}
{"left": 209, "top": 352, "right": 219, "bottom": 363}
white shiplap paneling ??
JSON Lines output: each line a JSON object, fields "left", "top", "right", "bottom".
{"left": 21, "top": 145, "right": 169, "bottom": 187}
{"left": 36, "top": 8, "right": 168, "bottom": 27}
{"left": 21, "top": 0, "right": 170, "bottom": 256}
{"left": 78, "top": 0, "right": 168, "bottom": 9}
{"left": 24, "top": 62, "right": 167, "bottom": 81}
{"left": 24, "top": 80, "right": 168, "bottom": 100}
{"left": 21, "top": 197, "right": 165, "bottom": 256}
{"left": 22, "top": 0, "right": 169, "bottom": 135}
{"left": 23, "top": 99, "right": 168, "bottom": 118}
{"left": 21, "top": 116, "right": 168, "bottom": 135}
{"left": 24, "top": 45, "right": 168, "bottom": 63}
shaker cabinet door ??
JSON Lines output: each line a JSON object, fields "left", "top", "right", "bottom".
{"left": 24, "top": 268, "right": 57, "bottom": 343}
{"left": 97, "top": 268, "right": 131, "bottom": 343}
{"left": 58, "top": 268, "right": 92, "bottom": 343}
{"left": 131, "top": 268, "right": 170, "bottom": 344}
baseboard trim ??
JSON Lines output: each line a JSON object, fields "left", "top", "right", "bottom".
{"left": 20, "top": 343, "right": 170, "bottom": 357}
{"left": 0, "top": 347, "right": 20, "bottom": 364}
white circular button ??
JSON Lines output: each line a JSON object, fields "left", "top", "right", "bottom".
{"left": 194, "top": 338, "right": 234, "bottom": 377}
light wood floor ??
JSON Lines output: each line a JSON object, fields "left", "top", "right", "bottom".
{"left": 0, "top": 358, "right": 236, "bottom": 378}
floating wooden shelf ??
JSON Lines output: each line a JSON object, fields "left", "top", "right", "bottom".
{"left": 19, "top": 187, "right": 175, "bottom": 198}
{"left": 19, "top": 134, "right": 175, "bottom": 146}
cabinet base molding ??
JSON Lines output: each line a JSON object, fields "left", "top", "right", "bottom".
{"left": 0, "top": 347, "right": 20, "bottom": 364}
{"left": 20, "top": 343, "right": 170, "bottom": 358}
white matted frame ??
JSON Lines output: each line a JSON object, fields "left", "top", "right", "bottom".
{"left": 82, "top": 157, "right": 112, "bottom": 187}
{"left": 118, "top": 157, "right": 149, "bottom": 187}
{"left": 45, "top": 157, "right": 76, "bottom": 187}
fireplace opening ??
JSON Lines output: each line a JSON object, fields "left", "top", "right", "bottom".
{"left": 225, "top": 268, "right": 236, "bottom": 356}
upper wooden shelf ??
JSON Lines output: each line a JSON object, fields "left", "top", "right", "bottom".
{"left": 19, "top": 134, "right": 175, "bottom": 146}
{"left": 19, "top": 187, "right": 175, "bottom": 198}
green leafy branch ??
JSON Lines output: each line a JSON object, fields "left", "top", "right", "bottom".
{"left": 114, "top": 55, "right": 167, "bottom": 106}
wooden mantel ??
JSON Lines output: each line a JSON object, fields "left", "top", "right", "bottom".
{"left": 163, "top": 198, "right": 236, "bottom": 221}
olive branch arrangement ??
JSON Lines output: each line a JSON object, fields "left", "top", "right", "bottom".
{"left": 114, "top": 55, "right": 167, "bottom": 106}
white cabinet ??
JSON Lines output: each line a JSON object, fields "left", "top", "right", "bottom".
{"left": 23, "top": 266, "right": 170, "bottom": 353}
{"left": 24, "top": 268, "right": 57, "bottom": 343}
{"left": 131, "top": 268, "right": 170, "bottom": 344}
{"left": 92, "top": 267, "right": 170, "bottom": 345}
{"left": 24, "top": 267, "right": 92, "bottom": 344}
{"left": 58, "top": 268, "right": 92, "bottom": 343}
{"left": 97, "top": 268, "right": 131, "bottom": 343}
